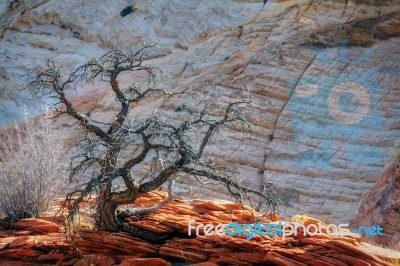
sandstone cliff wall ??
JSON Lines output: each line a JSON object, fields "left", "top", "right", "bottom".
{"left": 0, "top": 0, "right": 400, "bottom": 229}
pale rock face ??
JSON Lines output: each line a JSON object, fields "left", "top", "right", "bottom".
{"left": 0, "top": 0, "right": 400, "bottom": 233}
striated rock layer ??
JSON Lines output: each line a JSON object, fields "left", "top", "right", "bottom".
{"left": 0, "top": 0, "right": 400, "bottom": 232}
{"left": 351, "top": 152, "right": 400, "bottom": 244}
{"left": 0, "top": 192, "right": 398, "bottom": 265}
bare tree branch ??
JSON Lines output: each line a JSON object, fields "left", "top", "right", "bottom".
{"left": 118, "top": 179, "right": 190, "bottom": 218}
{"left": 25, "top": 44, "right": 280, "bottom": 237}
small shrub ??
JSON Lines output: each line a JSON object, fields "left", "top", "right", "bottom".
{"left": 0, "top": 110, "right": 67, "bottom": 223}
{"left": 174, "top": 103, "right": 187, "bottom": 112}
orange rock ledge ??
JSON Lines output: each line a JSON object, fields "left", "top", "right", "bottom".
{"left": 0, "top": 192, "right": 393, "bottom": 266}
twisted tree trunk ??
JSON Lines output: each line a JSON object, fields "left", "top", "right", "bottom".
{"left": 95, "top": 169, "right": 141, "bottom": 231}
{"left": 95, "top": 182, "right": 119, "bottom": 231}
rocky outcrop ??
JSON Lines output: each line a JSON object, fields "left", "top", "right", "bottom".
{"left": 303, "top": 10, "right": 400, "bottom": 47}
{"left": 0, "top": 192, "right": 398, "bottom": 265}
{"left": 351, "top": 151, "right": 400, "bottom": 244}
{"left": 13, "top": 218, "right": 64, "bottom": 234}
{"left": 1, "top": 0, "right": 400, "bottom": 231}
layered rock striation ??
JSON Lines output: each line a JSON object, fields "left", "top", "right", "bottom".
{"left": 351, "top": 151, "right": 400, "bottom": 244}
{"left": 0, "top": 0, "right": 400, "bottom": 231}
{"left": 0, "top": 192, "right": 398, "bottom": 265}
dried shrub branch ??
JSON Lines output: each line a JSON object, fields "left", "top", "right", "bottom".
{"left": 0, "top": 109, "right": 67, "bottom": 224}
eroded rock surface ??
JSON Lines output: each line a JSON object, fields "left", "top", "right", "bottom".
{"left": 1, "top": 0, "right": 400, "bottom": 231}
{"left": 351, "top": 152, "right": 400, "bottom": 244}
{"left": 0, "top": 192, "right": 398, "bottom": 265}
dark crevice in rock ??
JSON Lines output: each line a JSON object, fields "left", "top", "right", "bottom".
{"left": 119, "top": 221, "right": 174, "bottom": 244}
{"left": 120, "top": 5, "right": 133, "bottom": 17}
{"left": 302, "top": 11, "right": 400, "bottom": 48}
{"left": 349, "top": 0, "right": 400, "bottom": 6}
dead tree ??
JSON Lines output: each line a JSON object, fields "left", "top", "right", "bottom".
{"left": 26, "top": 44, "right": 280, "bottom": 235}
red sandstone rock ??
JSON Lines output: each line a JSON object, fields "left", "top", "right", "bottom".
{"left": 1, "top": 262, "right": 55, "bottom": 266}
{"left": 0, "top": 248, "right": 43, "bottom": 259}
{"left": 37, "top": 253, "right": 65, "bottom": 261}
{"left": 0, "top": 241, "right": 8, "bottom": 251}
{"left": 9, "top": 236, "right": 36, "bottom": 249}
{"left": 190, "top": 263, "right": 217, "bottom": 266}
{"left": 352, "top": 160, "right": 400, "bottom": 244}
{"left": 120, "top": 258, "right": 171, "bottom": 266}
{"left": 0, "top": 193, "right": 394, "bottom": 266}
{"left": 13, "top": 230, "right": 34, "bottom": 236}
{"left": 263, "top": 253, "right": 306, "bottom": 266}
{"left": 14, "top": 218, "right": 63, "bottom": 234}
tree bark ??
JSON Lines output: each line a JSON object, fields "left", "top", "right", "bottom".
{"left": 95, "top": 182, "right": 119, "bottom": 231}
{"left": 95, "top": 170, "right": 140, "bottom": 231}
